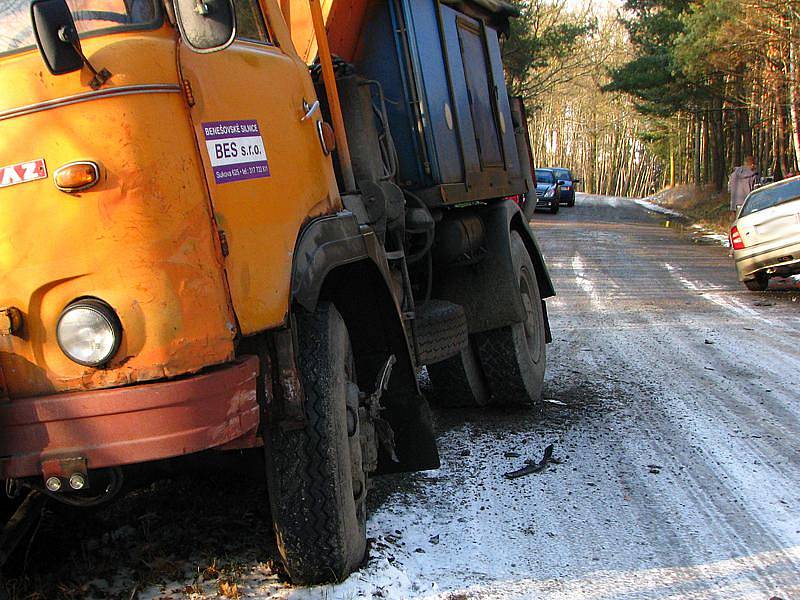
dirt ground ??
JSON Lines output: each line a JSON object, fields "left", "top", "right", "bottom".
{"left": 4, "top": 193, "right": 800, "bottom": 599}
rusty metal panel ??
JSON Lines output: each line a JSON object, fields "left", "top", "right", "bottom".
{"left": 0, "top": 356, "right": 260, "bottom": 479}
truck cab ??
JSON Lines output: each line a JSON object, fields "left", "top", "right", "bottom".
{"left": 0, "top": 0, "right": 553, "bottom": 584}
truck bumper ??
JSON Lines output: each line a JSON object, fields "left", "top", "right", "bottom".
{"left": 0, "top": 356, "right": 260, "bottom": 480}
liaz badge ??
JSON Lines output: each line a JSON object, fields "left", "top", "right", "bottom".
{"left": 0, "top": 159, "right": 47, "bottom": 189}
{"left": 202, "top": 120, "right": 270, "bottom": 184}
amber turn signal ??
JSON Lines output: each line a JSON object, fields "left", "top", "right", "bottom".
{"left": 54, "top": 161, "right": 100, "bottom": 192}
{"left": 317, "top": 121, "right": 336, "bottom": 156}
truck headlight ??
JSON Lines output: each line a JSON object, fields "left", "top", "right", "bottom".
{"left": 57, "top": 299, "right": 122, "bottom": 367}
{"left": 544, "top": 188, "right": 554, "bottom": 198}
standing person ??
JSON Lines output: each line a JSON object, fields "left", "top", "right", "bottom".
{"left": 728, "top": 156, "right": 759, "bottom": 215}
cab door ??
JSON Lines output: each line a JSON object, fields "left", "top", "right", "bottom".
{"left": 178, "top": 0, "right": 339, "bottom": 335}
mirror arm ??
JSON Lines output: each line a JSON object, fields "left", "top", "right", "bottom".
{"left": 58, "top": 24, "right": 111, "bottom": 89}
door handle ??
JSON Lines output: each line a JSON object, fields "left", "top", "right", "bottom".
{"left": 301, "top": 100, "right": 320, "bottom": 122}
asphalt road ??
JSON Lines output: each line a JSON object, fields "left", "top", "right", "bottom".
{"left": 13, "top": 194, "right": 800, "bottom": 599}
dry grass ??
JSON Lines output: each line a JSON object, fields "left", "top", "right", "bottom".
{"left": 650, "top": 185, "right": 733, "bottom": 232}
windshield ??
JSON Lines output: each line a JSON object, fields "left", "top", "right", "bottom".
{"left": 740, "top": 178, "right": 800, "bottom": 218}
{"left": 0, "top": 0, "right": 160, "bottom": 56}
{"left": 553, "top": 169, "right": 571, "bottom": 181}
{"left": 536, "top": 170, "right": 555, "bottom": 184}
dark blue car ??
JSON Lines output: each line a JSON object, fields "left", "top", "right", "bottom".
{"left": 534, "top": 169, "right": 561, "bottom": 214}
{"left": 553, "top": 168, "right": 579, "bottom": 207}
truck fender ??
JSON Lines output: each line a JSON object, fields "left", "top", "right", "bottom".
{"left": 433, "top": 199, "right": 554, "bottom": 338}
{"left": 290, "top": 212, "right": 439, "bottom": 473}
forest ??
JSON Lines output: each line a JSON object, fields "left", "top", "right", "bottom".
{"left": 504, "top": 0, "right": 800, "bottom": 199}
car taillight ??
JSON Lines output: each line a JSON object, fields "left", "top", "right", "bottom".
{"left": 730, "top": 226, "right": 745, "bottom": 250}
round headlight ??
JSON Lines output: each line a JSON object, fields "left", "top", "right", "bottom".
{"left": 56, "top": 299, "right": 122, "bottom": 367}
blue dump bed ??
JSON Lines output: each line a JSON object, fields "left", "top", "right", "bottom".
{"left": 350, "top": 0, "right": 526, "bottom": 206}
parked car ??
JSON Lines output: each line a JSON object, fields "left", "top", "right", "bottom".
{"left": 731, "top": 175, "right": 800, "bottom": 291}
{"left": 535, "top": 169, "right": 561, "bottom": 214}
{"left": 552, "top": 168, "right": 579, "bottom": 207}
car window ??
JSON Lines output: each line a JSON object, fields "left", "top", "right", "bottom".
{"left": 740, "top": 178, "right": 800, "bottom": 218}
{"left": 235, "top": 0, "right": 272, "bottom": 44}
{"left": 0, "top": 0, "right": 160, "bottom": 56}
{"left": 536, "top": 170, "right": 555, "bottom": 184}
{"left": 554, "top": 169, "right": 571, "bottom": 181}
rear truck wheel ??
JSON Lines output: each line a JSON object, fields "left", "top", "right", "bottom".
{"left": 475, "top": 231, "right": 546, "bottom": 406}
{"left": 427, "top": 338, "right": 490, "bottom": 407}
{"left": 264, "top": 303, "right": 368, "bottom": 585}
{"left": 550, "top": 201, "right": 560, "bottom": 214}
{"left": 745, "top": 275, "right": 769, "bottom": 291}
{"left": 567, "top": 197, "right": 575, "bottom": 207}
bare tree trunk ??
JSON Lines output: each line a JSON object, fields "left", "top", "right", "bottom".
{"left": 703, "top": 111, "right": 711, "bottom": 184}
{"left": 788, "top": 32, "right": 800, "bottom": 171}
{"left": 694, "top": 111, "right": 702, "bottom": 187}
{"left": 775, "top": 85, "right": 790, "bottom": 177}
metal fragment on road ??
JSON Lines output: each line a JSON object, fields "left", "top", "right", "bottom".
{"left": 504, "top": 444, "right": 557, "bottom": 479}
{"left": 543, "top": 397, "right": 568, "bottom": 406}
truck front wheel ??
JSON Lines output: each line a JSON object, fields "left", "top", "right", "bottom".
{"left": 265, "top": 303, "right": 367, "bottom": 585}
{"left": 475, "top": 231, "right": 546, "bottom": 406}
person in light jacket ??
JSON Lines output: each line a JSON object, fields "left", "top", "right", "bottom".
{"left": 728, "top": 156, "right": 759, "bottom": 214}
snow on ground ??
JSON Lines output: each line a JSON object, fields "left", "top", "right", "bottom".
{"left": 633, "top": 197, "right": 684, "bottom": 218}
{"left": 687, "top": 224, "right": 731, "bottom": 247}
{"left": 630, "top": 195, "right": 732, "bottom": 247}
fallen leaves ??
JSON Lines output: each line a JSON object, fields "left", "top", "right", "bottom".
{"left": 219, "top": 580, "right": 240, "bottom": 599}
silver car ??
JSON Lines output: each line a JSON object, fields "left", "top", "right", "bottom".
{"left": 731, "top": 176, "right": 800, "bottom": 291}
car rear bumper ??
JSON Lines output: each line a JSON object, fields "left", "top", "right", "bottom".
{"left": 735, "top": 239, "right": 800, "bottom": 281}
{"left": 0, "top": 356, "right": 260, "bottom": 480}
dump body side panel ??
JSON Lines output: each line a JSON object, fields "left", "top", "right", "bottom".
{"left": 343, "top": 0, "right": 523, "bottom": 205}
{"left": 407, "top": 0, "right": 465, "bottom": 184}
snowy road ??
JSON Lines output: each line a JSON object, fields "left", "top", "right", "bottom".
{"left": 302, "top": 193, "right": 800, "bottom": 599}
{"left": 17, "top": 194, "right": 800, "bottom": 599}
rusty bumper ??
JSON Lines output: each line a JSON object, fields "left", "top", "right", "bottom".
{"left": 0, "top": 356, "right": 260, "bottom": 480}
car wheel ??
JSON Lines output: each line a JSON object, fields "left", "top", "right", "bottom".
{"left": 744, "top": 275, "right": 769, "bottom": 291}
{"left": 567, "top": 197, "right": 575, "bottom": 207}
{"left": 474, "top": 231, "right": 547, "bottom": 406}
{"left": 264, "top": 303, "right": 367, "bottom": 585}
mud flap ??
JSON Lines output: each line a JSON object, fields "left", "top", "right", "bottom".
{"left": 377, "top": 391, "right": 439, "bottom": 474}
{"left": 292, "top": 214, "right": 439, "bottom": 474}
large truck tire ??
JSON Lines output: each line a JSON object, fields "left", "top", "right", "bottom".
{"left": 428, "top": 339, "right": 490, "bottom": 407}
{"left": 475, "top": 231, "right": 546, "bottom": 406}
{"left": 414, "top": 300, "right": 468, "bottom": 366}
{"left": 264, "top": 303, "right": 367, "bottom": 585}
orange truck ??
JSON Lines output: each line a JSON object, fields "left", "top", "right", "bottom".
{"left": 0, "top": 0, "right": 553, "bottom": 584}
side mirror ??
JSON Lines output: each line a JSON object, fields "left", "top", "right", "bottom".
{"left": 30, "top": 0, "right": 83, "bottom": 75}
{"left": 173, "top": 0, "right": 236, "bottom": 53}
{"left": 573, "top": 178, "right": 581, "bottom": 184}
